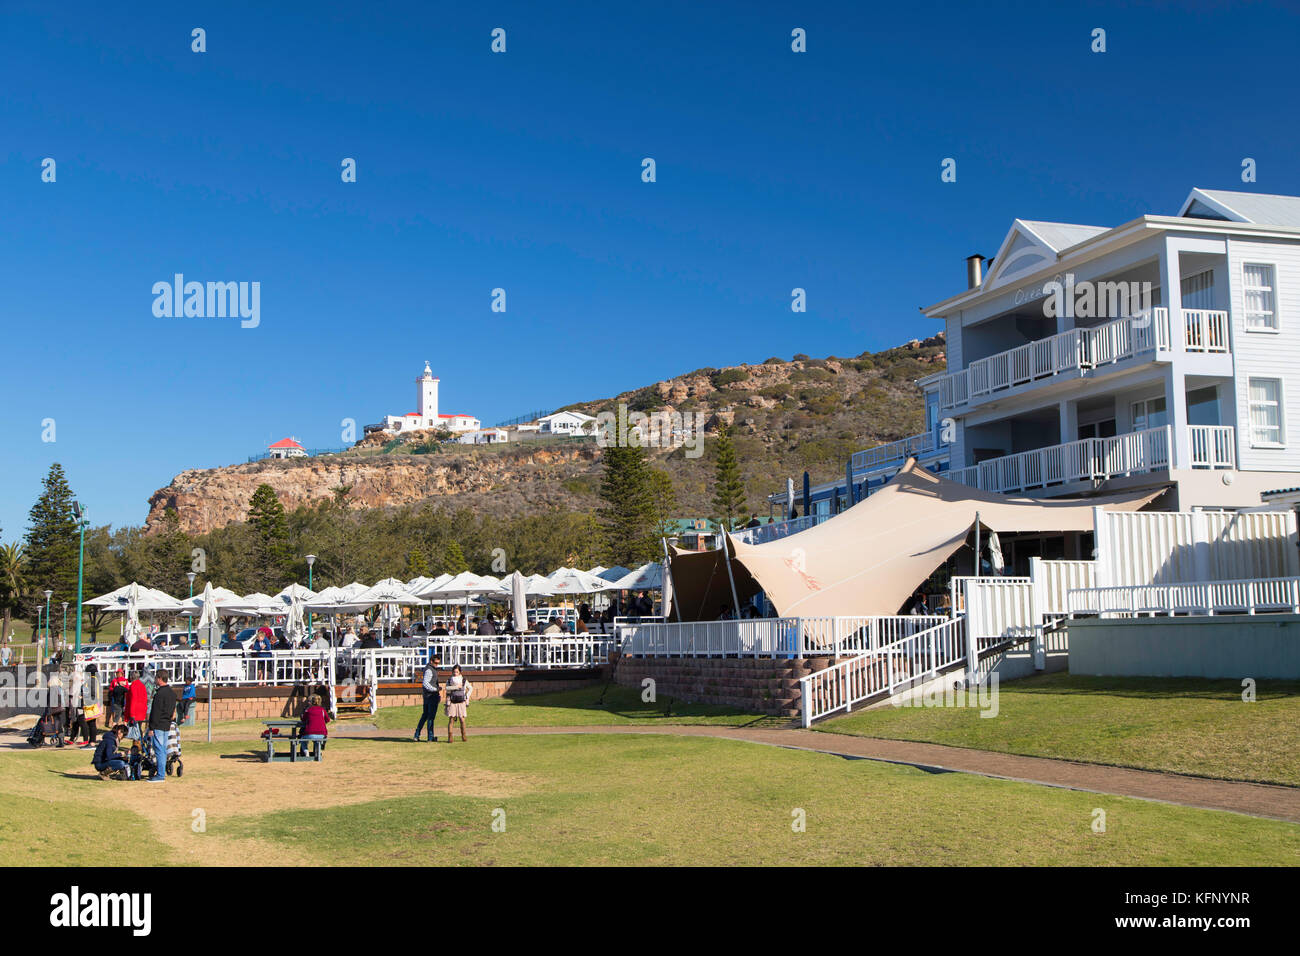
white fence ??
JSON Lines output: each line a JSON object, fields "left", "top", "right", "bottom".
{"left": 1068, "top": 576, "right": 1300, "bottom": 618}
{"left": 75, "top": 649, "right": 336, "bottom": 688}
{"left": 76, "top": 639, "right": 614, "bottom": 689}
{"left": 851, "top": 431, "right": 935, "bottom": 472}
{"left": 1093, "top": 507, "right": 1299, "bottom": 587}
{"left": 732, "top": 514, "right": 829, "bottom": 546}
{"left": 618, "top": 616, "right": 946, "bottom": 660}
{"left": 800, "top": 616, "right": 969, "bottom": 725}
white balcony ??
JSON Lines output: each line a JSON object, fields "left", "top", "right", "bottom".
{"left": 850, "top": 431, "right": 937, "bottom": 473}
{"left": 938, "top": 309, "right": 1229, "bottom": 411}
{"left": 946, "top": 425, "right": 1235, "bottom": 495}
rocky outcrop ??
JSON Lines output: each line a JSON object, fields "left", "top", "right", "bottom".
{"left": 146, "top": 444, "right": 601, "bottom": 535}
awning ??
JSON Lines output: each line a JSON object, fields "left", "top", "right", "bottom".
{"left": 671, "top": 458, "right": 1167, "bottom": 619}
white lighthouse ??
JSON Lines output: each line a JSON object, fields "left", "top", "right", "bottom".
{"left": 417, "top": 361, "right": 439, "bottom": 425}
{"left": 378, "top": 362, "right": 480, "bottom": 435}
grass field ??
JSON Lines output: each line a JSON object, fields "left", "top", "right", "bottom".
{"left": 3, "top": 731, "right": 1298, "bottom": 866}
{"left": 816, "top": 674, "right": 1300, "bottom": 787}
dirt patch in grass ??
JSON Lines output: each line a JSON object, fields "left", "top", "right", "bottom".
{"left": 0, "top": 739, "right": 537, "bottom": 866}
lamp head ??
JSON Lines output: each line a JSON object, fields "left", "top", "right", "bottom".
{"left": 306, "top": 554, "right": 317, "bottom": 567}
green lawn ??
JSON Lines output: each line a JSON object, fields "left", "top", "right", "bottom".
{"left": 2, "top": 732, "right": 1297, "bottom": 866}
{"left": 816, "top": 674, "right": 1300, "bottom": 787}
{"left": 371, "top": 684, "right": 787, "bottom": 730}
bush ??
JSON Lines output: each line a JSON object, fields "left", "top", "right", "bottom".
{"left": 713, "top": 368, "right": 750, "bottom": 387}
{"left": 763, "top": 356, "right": 783, "bottom": 365}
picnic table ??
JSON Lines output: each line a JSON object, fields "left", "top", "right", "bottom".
{"left": 262, "top": 719, "right": 323, "bottom": 763}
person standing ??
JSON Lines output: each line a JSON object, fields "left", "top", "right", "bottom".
{"left": 108, "top": 669, "right": 129, "bottom": 724}
{"left": 444, "top": 664, "right": 471, "bottom": 743}
{"left": 414, "top": 656, "right": 441, "bottom": 742}
{"left": 147, "top": 671, "right": 177, "bottom": 783}
{"left": 124, "top": 670, "right": 148, "bottom": 738}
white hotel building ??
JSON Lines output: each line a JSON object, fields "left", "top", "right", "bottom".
{"left": 766, "top": 188, "right": 1300, "bottom": 524}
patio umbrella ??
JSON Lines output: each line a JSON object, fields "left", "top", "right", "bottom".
{"left": 508, "top": 570, "right": 528, "bottom": 634}
{"left": 199, "top": 583, "right": 219, "bottom": 744}
{"left": 546, "top": 567, "right": 612, "bottom": 629}
{"left": 610, "top": 562, "right": 664, "bottom": 591}
{"left": 124, "top": 583, "right": 142, "bottom": 644}
{"left": 596, "top": 566, "right": 633, "bottom": 584}
{"left": 285, "top": 593, "right": 306, "bottom": 643}
{"left": 354, "top": 578, "right": 423, "bottom": 639}
{"left": 416, "top": 572, "right": 500, "bottom": 633}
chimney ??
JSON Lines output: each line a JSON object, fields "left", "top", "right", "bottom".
{"left": 966, "top": 254, "right": 984, "bottom": 289}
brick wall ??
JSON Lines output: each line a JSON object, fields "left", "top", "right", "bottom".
{"left": 613, "top": 656, "right": 832, "bottom": 717}
{"left": 187, "top": 667, "right": 604, "bottom": 723}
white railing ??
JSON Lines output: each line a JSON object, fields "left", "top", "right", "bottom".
{"left": 74, "top": 649, "right": 335, "bottom": 688}
{"left": 948, "top": 426, "right": 1170, "bottom": 495}
{"left": 938, "top": 309, "right": 1228, "bottom": 410}
{"left": 618, "top": 616, "right": 945, "bottom": 659}
{"left": 733, "top": 514, "right": 829, "bottom": 546}
{"left": 800, "top": 616, "right": 969, "bottom": 725}
{"left": 352, "top": 638, "right": 614, "bottom": 677}
{"left": 851, "top": 432, "right": 935, "bottom": 473}
{"left": 1189, "top": 424, "right": 1235, "bottom": 469}
{"left": 1180, "top": 308, "right": 1230, "bottom": 353}
{"left": 1068, "top": 576, "right": 1300, "bottom": 618}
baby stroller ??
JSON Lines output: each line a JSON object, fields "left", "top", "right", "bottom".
{"left": 139, "top": 721, "right": 184, "bottom": 778}
{"left": 26, "top": 709, "right": 65, "bottom": 748}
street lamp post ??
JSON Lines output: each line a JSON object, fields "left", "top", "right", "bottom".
{"left": 61, "top": 602, "right": 68, "bottom": 645}
{"left": 43, "top": 589, "right": 53, "bottom": 658}
{"left": 305, "top": 555, "right": 316, "bottom": 642}
{"left": 187, "top": 571, "right": 197, "bottom": 644}
{"left": 73, "top": 501, "right": 88, "bottom": 655}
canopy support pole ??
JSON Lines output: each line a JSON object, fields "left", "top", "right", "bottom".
{"left": 720, "top": 530, "right": 742, "bottom": 620}
{"left": 661, "top": 538, "right": 682, "bottom": 623}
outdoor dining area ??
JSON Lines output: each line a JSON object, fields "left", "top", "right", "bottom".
{"left": 66, "top": 564, "right": 668, "bottom": 687}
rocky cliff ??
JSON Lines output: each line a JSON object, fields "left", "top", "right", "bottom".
{"left": 146, "top": 335, "right": 945, "bottom": 535}
{"left": 146, "top": 443, "right": 602, "bottom": 535}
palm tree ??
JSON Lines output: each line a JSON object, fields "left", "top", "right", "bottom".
{"left": 0, "top": 542, "right": 28, "bottom": 648}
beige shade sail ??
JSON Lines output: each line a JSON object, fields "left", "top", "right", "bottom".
{"left": 673, "top": 459, "right": 1167, "bottom": 620}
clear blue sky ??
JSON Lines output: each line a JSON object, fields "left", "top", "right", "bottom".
{"left": 3, "top": 0, "right": 1299, "bottom": 536}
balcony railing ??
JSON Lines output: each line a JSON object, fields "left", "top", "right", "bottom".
{"left": 938, "top": 309, "right": 1229, "bottom": 411}
{"left": 948, "top": 425, "right": 1235, "bottom": 495}
{"left": 1189, "top": 424, "right": 1235, "bottom": 469}
{"left": 850, "top": 431, "right": 936, "bottom": 473}
{"left": 948, "top": 426, "right": 1171, "bottom": 494}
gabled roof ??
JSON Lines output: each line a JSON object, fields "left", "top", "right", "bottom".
{"left": 1180, "top": 188, "right": 1300, "bottom": 228}
{"left": 268, "top": 437, "right": 304, "bottom": 450}
{"left": 980, "top": 219, "right": 1108, "bottom": 291}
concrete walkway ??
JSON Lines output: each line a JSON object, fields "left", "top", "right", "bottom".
{"left": 337, "top": 723, "right": 1300, "bottom": 823}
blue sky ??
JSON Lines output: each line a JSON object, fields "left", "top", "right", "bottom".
{"left": 3, "top": 0, "right": 1299, "bottom": 535}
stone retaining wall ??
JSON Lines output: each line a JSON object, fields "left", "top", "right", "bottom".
{"left": 613, "top": 656, "right": 832, "bottom": 717}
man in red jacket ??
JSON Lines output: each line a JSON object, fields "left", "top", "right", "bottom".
{"left": 124, "top": 671, "right": 148, "bottom": 730}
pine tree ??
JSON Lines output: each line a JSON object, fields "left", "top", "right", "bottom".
{"left": 247, "top": 484, "right": 292, "bottom": 592}
{"left": 23, "top": 463, "right": 79, "bottom": 621}
{"left": 443, "top": 541, "right": 469, "bottom": 575}
{"left": 647, "top": 468, "right": 678, "bottom": 539}
{"left": 404, "top": 548, "right": 430, "bottom": 578}
{"left": 711, "top": 424, "right": 747, "bottom": 530}
{"left": 598, "top": 444, "right": 658, "bottom": 566}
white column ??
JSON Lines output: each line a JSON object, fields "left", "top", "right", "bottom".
{"left": 1166, "top": 366, "right": 1191, "bottom": 470}
{"left": 1159, "top": 243, "right": 1190, "bottom": 470}
{"left": 1058, "top": 400, "right": 1077, "bottom": 445}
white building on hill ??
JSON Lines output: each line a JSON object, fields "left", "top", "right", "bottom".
{"left": 378, "top": 362, "right": 481, "bottom": 435}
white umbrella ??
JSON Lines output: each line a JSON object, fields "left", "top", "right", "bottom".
{"left": 354, "top": 578, "right": 423, "bottom": 640}
{"left": 232, "top": 592, "right": 284, "bottom": 616}
{"left": 124, "top": 583, "right": 142, "bottom": 644}
{"left": 587, "top": 566, "right": 608, "bottom": 576}
{"left": 86, "top": 583, "right": 184, "bottom": 612}
{"left": 597, "top": 566, "right": 633, "bottom": 584}
{"left": 275, "top": 582, "right": 317, "bottom": 605}
{"left": 417, "top": 571, "right": 501, "bottom": 633}
{"left": 610, "top": 562, "right": 665, "bottom": 591}
{"left": 508, "top": 571, "right": 528, "bottom": 634}
{"left": 285, "top": 593, "right": 306, "bottom": 643}
{"left": 181, "top": 585, "right": 246, "bottom": 618}
{"left": 546, "top": 567, "right": 613, "bottom": 595}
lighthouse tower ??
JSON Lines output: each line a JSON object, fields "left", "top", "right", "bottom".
{"left": 417, "top": 361, "right": 439, "bottom": 426}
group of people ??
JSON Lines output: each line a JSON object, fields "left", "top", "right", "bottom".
{"left": 90, "top": 669, "right": 180, "bottom": 782}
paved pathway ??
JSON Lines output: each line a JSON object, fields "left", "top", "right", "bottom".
{"left": 335, "top": 723, "right": 1300, "bottom": 823}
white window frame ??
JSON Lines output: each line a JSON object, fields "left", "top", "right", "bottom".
{"left": 1247, "top": 376, "right": 1286, "bottom": 448}
{"left": 1242, "top": 262, "right": 1279, "bottom": 332}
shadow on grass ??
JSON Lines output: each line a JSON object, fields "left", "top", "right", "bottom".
{"left": 1008, "top": 674, "right": 1300, "bottom": 701}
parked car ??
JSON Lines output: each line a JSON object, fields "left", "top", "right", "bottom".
{"left": 231, "top": 626, "right": 287, "bottom": 650}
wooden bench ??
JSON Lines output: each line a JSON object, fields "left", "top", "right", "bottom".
{"left": 262, "top": 720, "right": 324, "bottom": 763}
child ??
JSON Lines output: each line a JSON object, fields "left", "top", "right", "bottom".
{"left": 176, "top": 680, "right": 196, "bottom": 723}
{"left": 127, "top": 741, "right": 144, "bottom": 781}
